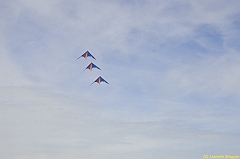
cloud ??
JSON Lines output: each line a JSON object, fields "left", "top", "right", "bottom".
{"left": 0, "top": 36, "right": 32, "bottom": 86}
{"left": 1, "top": 75, "right": 238, "bottom": 159}
{"left": 164, "top": 51, "right": 240, "bottom": 98}
{"left": 1, "top": 85, "right": 239, "bottom": 159}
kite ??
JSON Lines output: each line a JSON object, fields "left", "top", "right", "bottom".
{"left": 76, "top": 51, "right": 96, "bottom": 60}
{"left": 82, "top": 62, "right": 101, "bottom": 72}
{"left": 91, "top": 76, "right": 109, "bottom": 85}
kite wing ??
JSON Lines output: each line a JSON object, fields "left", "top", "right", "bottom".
{"left": 91, "top": 76, "right": 109, "bottom": 85}
{"left": 76, "top": 51, "right": 96, "bottom": 60}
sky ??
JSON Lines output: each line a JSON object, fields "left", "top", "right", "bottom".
{"left": 1, "top": 0, "right": 240, "bottom": 159}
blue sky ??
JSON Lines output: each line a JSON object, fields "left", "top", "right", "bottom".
{"left": 1, "top": 0, "right": 240, "bottom": 159}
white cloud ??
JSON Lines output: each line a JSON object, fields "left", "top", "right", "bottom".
{"left": 1, "top": 85, "right": 239, "bottom": 159}
{"left": 164, "top": 51, "right": 240, "bottom": 98}
{"left": 0, "top": 37, "right": 31, "bottom": 86}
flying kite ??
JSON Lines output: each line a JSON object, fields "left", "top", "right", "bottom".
{"left": 91, "top": 76, "right": 109, "bottom": 85}
{"left": 82, "top": 62, "right": 101, "bottom": 72}
{"left": 76, "top": 51, "right": 96, "bottom": 60}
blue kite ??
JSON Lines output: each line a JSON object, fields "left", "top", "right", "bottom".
{"left": 76, "top": 51, "right": 96, "bottom": 60}
{"left": 82, "top": 62, "right": 101, "bottom": 72}
{"left": 91, "top": 76, "right": 109, "bottom": 85}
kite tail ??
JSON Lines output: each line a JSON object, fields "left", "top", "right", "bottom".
{"left": 90, "top": 82, "right": 95, "bottom": 86}
{"left": 81, "top": 69, "right": 86, "bottom": 74}
{"left": 76, "top": 56, "right": 81, "bottom": 60}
